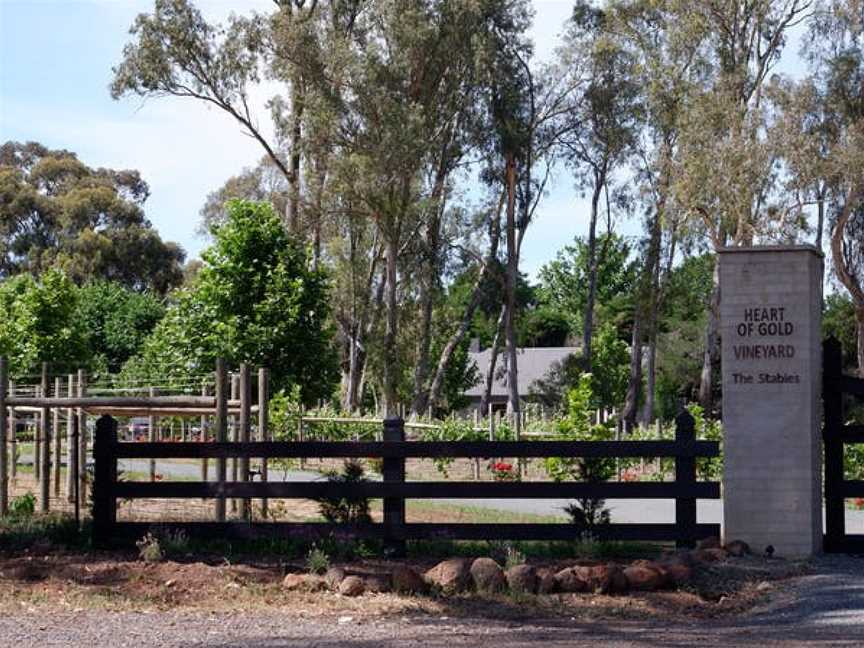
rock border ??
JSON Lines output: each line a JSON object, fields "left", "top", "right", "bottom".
{"left": 282, "top": 537, "right": 751, "bottom": 598}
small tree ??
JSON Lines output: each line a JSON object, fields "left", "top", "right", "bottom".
{"left": 123, "top": 200, "right": 338, "bottom": 403}
{"left": 0, "top": 268, "right": 89, "bottom": 376}
{"left": 76, "top": 281, "right": 165, "bottom": 373}
{"left": 545, "top": 375, "right": 615, "bottom": 531}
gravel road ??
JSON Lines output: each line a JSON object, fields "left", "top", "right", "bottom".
{"left": 3, "top": 555, "right": 862, "bottom": 647}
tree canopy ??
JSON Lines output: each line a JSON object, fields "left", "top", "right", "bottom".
{"left": 0, "top": 141, "right": 186, "bottom": 293}
{"left": 122, "top": 199, "right": 338, "bottom": 403}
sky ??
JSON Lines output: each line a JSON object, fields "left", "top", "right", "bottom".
{"left": 0, "top": 1, "right": 806, "bottom": 280}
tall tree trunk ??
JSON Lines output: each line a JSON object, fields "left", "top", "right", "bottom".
{"left": 856, "top": 306, "right": 864, "bottom": 379}
{"left": 582, "top": 178, "right": 604, "bottom": 370}
{"left": 343, "top": 327, "right": 366, "bottom": 413}
{"left": 642, "top": 313, "right": 659, "bottom": 423}
{"left": 480, "top": 304, "right": 506, "bottom": 415}
{"left": 310, "top": 157, "right": 328, "bottom": 270}
{"left": 815, "top": 185, "right": 826, "bottom": 252}
{"left": 623, "top": 199, "right": 662, "bottom": 429}
{"left": 383, "top": 232, "right": 399, "bottom": 416}
{"left": 411, "top": 166, "right": 449, "bottom": 417}
{"left": 622, "top": 317, "right": 643, "bottom": 431}
{"left": 427, "top": 197, "right": 503, "bottom": 410}
{"left": 641, "top": 226, "right": 664, "bottom": 423}
{"left": 287, "top": 80, "right": 304, "bottom": 233}
{"left": 504, "top": 155, "right": 520, "bottom": 419}
{"left": 831, "top": 184, "right": 864, "bottom": 378}
{"left": 699, "top": 259, "right": 721, "bottom": 411}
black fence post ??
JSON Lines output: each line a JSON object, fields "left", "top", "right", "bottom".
{"left": 823, "top": 337, "right": 845, "bottom": 551}
{"left": 674, "top": 410, "right": 698, "bottom": 548}
{"left": 92, "top": 415, "right": 118, "bottom": 548}
{"left": 382, "top": 416, "right": 406, "bottom": 557}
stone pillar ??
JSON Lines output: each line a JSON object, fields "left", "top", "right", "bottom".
{"left": 719, "top": 246, "right": 823, "bottom": 557}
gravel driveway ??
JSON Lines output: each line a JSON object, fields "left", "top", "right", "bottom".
{"left": 4, "top": 555, "right": 862, "bottom": 647}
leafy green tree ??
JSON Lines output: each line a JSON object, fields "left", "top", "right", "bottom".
{"left": 824, "top": 292, "right": 859, "bottom": 371}
{"left": 123, "top": 200, "right": 338, "bottom": 402}
{"left": 653, "top": 254, "right": 714, "bottom": 420}
{"left": 803, "top": 0, "right": 864, "bottom": 376}
{"left": 537, "top": 233, "right": 637, "bottom": 338}
{"left": 550, "top": 1, "right": 641, "bottom": 369}
{"left": 545, "top": 375, "right": 615, "bottom": 530}
{"left": 76, "top": 282, "right": 165, "bottom": 373}
{"left": 0, "top": 268, "right": 89, "bottom": 376}
{"left": 518, "top": 304, "right": 571, "bottom": 348}
{"left": 588, "top": 323, "right": 629, "bottom": 410}
{"left": 0, "top": 141, "right": 185, "bottom": 293}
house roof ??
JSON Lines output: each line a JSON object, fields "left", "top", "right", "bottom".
{"left": 464, "top": 346, "right": 581, "bottom": 398}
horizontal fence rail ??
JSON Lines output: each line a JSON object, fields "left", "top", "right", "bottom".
{"left": 91, "top": 410, "right": 721, "bottom": 553}
{"left": 109, "top": 439, "right": 720, "bottom": 460}
{"left": 823, "top": 337, "right": 864, "bottom": 553}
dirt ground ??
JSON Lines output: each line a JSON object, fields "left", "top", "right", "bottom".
{"left": 0, "top": 551, "right": 861, "bottom": 647}
{"left": 0, "top": 546, "right": 810, "bottom": 619}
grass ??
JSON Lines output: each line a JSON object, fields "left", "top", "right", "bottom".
{"left": 120, "top": 469, "right": 198, "bottom": 482}
{"left": 406, "top": 538, "right": 666, "bottom": 562}
{"left": 406, "top": 500, "right": 567, "bottom": 524}
{"left": 0, "top": 512, "right": 90, "bottom": 551}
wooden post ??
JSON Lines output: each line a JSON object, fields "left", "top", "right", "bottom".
{"left": 674, "top": 409, "right": 697, "bottom": 548}
{"left": 239, "top": 363, "right": 251, "bottom": 520}
{"left": 214, "top": 359, "right": 228, "bottom": 522}
{"left": 298, "top": 405, "right": 305, "bottom": 470}
{"left": 0, "top": 357, "right": 7, "bottom": 515}
{"left": 488, "top": 403, "right": 494, "bottom": 441}
{"left": 77, "top": 370, "right": 87, "bottom": 504}
{"left": 40, "top": 362, "right": 50, "bottom": 512}
{"left": 382, "top": 416, "right": 405, "bottom": 557}
{"left": 8, "top": 379, "right": 15, "bottom": 481}
{"left": 92, "top": 415, "right": 118, "bottom": 548}
{"left": 230, "top": 373, "right": 239, "bottom": 513}
{"left": 823, "top": 337, "right": 845, "bottom": 551}
{"left": 148, "top": 387, "right": 157, "bottom": 481}
{"left": 34, "top": 389, "right": 42, "bottom": 482}
{"left": 200, "top": 384, "right": 208, "bottom": 489}
{"left": 66, "top": 374, "right": 74, "bottom": 502}
{"left": 70, "top": 414, "right": 80, "bottom": 527}
{"left": 53, "top": 376, "right": 61, "bottom": 497}
{"left": 258, "top": 367, "right": 269, "bottom": 518}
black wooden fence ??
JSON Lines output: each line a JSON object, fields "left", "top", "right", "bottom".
{"left": 823, "top": 337, "right": 864, "bottom": 553}
{"left": 92, "top": 410, "right": 720, "bottom": 553}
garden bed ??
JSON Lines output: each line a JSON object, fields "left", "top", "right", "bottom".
{"left": 0, "top": 515, "right": 810, "bottom": 622}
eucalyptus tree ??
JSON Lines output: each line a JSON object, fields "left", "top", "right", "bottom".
{"left": 550, "top": 1, "right": 641, "bottom": 371}
{"left": 600, "top": 0, "right": 706, "bottom": 427}
{"left": 800, "top": 0, "right": 864, "bottom": 375}
{"left": 310, "top": 0, "right": 529, "bottom": 415}
{"left": 199, "top": 157, "right": 289, "bottom": 235}
{"left": 666, "top": 0, "right": 814, "bottom": 410}
{"left": 0, "top": 141, "right": 185, "bottom": 293}
{"left": 110, "top": 0, "right": 350, "bottom": 250}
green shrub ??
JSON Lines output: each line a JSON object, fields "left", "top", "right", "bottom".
{"left": 688, "top": 403, "right": 723, "bottom": 481}
{"left": 305, "top": 545, "right": 331, "bottom": 574}
{"left": 545, "top": 376, "right": 614, "bottom": 530}
{"left": 9, "top": 492, "right": 36, "bottom": 519}
{"left": 418, "top": 416, "right": 486, "bottom": 477}
{"left": 504, "top": 544, "right": 526, "bottom": 570}
{"left": 136, "top": 532, "right": 164, "bottom": 563}
{"left": 316, "top": 460, "right": 372, "bottom": 524}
